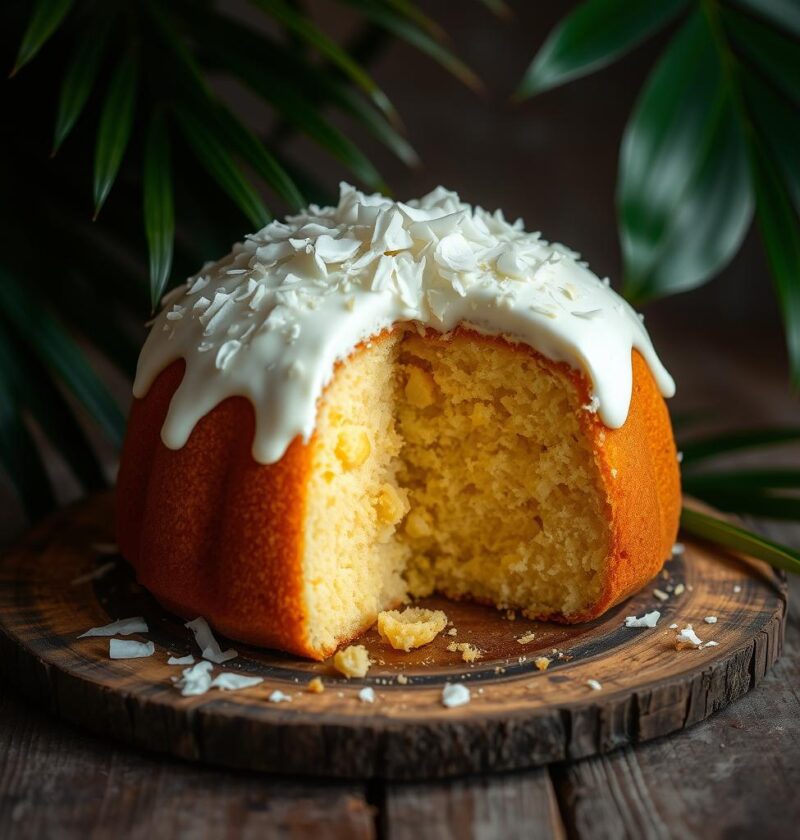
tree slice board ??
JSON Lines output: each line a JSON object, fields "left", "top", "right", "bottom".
{"left": 0, "top": 492, "right": 786, "bottom": 781}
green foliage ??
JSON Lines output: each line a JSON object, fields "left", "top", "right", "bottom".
{"left": 518, "top": 0, "right": 800, "bottom": 382}
{"left": 1, "top": 0, "right": 488, "bottom": 519}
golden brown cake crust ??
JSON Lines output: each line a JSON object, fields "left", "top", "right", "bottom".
{"left": 116, "top": 332, "right": 680, "bottom": 659}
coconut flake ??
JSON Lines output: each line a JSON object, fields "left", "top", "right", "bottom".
{"left": 675, "top": 624, "right": 703, "bottom": 650}
{"left": 211, "top": 673, "right": 265, "bottom": 691}
{"left": 704, "top": 615, "right": 718, "bottom": 624}
{"left": 441, "top": 683, "right": 471, "bottom": 708}
{"left": 587, "top": 679, "right": 602, "bottom": 691}
{"left": 358, "top": 687, "right": 376, "bottom": 704}
{"left": 78, "top": 617, "right": 148, "bottom": 638}
{"left": 185, "top": 617, "right": 237, "bottom": 664}
{"left": 624, "top": 610, "right": 661, "bottom": 628}
{"left": 109, "top": 639, "right": 155, "bottom": 659}
{"left": 268, "top": 690, "right": 292, "bottom": 703}
{"left": 167, "top": 654, "right": 195, "bottom": 666}
{"left": 71, "top": 560, "right": 116, "bottom": 586}
{"left": 176, "top": 661, "right": 214, "bottom": 696}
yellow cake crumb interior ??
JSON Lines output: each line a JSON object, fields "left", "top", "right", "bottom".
{"left": 302, "top": 327, "right": 611, "bottom": 655}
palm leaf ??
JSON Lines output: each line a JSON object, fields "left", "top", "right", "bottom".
{"left": 52, "top": 24, "right": 107, "bottom": 153}
{"left": 0, "top": 270, "right": 124, "bottom": 446}
{"left": 340, "top": 0, "right": 484, "bottom": 93}
{"left": 618, "top": 9, "right": 752, "bottom": 302}
{"left": 249, "top": 0, "right": 397, "bottom": 121}
{"left": 93, "top": 50, "right": 138, "bottom": 217}
{"left": 680, "top": 427, "right": 800, "bottom": 465}
{"left": 143, "top": 112, "right": 175, "bottom": 310}
{"left": 681, "top": 507, "right": 800, "bottom": 575}
{"left": 11, "top": 0, "right": 74, "bottom": 76}
{"left": 516, "top": 0, "right": 688, "bottom": 98}
{"left": 731, "top": 0, "right": 800, "bottom": 39}
{"left": 175, "top": 107, "right": 271, "bottom": 230}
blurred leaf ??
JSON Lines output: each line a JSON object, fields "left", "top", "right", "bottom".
{"left": 150, "top": 5, "right": 304, "bottom": 209}
{"left": 93, "top": 50, "right": 138, "bottom": 217}
{"left": 11, "top": 0, "right": 74, "bottom": 76}
{"left": 516, "top": 0, "right": 688, "bottom": 98}
{"left": 731, "top": 0, "right": 800, "bottom": 39}
{"left": 619, "top": 10, "right": 752, "bottom": 301}
{"left": 723, "top": 5, "right": 800, "bottom": 106}
{"left": 341, "top": 0, "right": 484, "bottom": 92}
{"left": 175, "top": 107, "right": 271, "bottom": 229}
{"left": 684, "top": 468, "right": 800, "bottom": 490}
{"left": 249, "top": 0, "right": 397, "bottom": 121}
{"left": 740, "top": 72, "right": 800, "bottom": 212}
{"left": 193, "top": 16, "right": 384, "bottom": 189}
{"left": 0, "top": 329, "right": 55, "bottom": 518}
{"left": 751, "top": 144, "right": 800, "bottom": 387}
{"left": 681, "top": 507, "right": 800, "bottom": 574}
{"left": 686, "top": 489, "right": 800, "bottom": 521}
{"left": 0, "top": 270, "right": 124, "bottom": 446}
{"left": 476, "top": 0, "right": 513, "bottom": 20}
{"left": 381, "top": 0, "right": 447, "bottom": 40}
{"left": 52, "top": 25, "right": 107, "bottom": 153}
{"left": 680, "top": 427, "right": 800, "bottom": 465}
{"left": 143, "top": 112, "right": 175, "bottom": 310}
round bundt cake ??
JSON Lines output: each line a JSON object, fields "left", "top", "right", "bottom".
{"left": 116, "top": 184, "right": 680, "bottom": 660}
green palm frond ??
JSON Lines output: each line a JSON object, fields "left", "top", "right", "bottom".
{"left": 517, "top": 0, "right": 800, "bottom": 384}
{"left": 1, "top": 0, "right": 483, "bottom": 519}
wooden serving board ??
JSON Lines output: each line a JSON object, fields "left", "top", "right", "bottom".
{"left": 0, "top": 492, "right": 786, "bottom": 781}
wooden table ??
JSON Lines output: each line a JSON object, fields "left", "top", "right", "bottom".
{"left": 1, "top": 325, "right": 798, "bottom": 838}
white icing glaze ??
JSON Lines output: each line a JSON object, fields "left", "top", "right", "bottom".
{"left": 134, "top": 183, "right": 675, "bottom": 464}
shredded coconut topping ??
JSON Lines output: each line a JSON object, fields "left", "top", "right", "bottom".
{"left": 624, "top": 610, "right": 661, "bottom": 628}
{"left": 78, "top": 617, "right": 148, "bottom": 638}
{"left": 109, "top": 639, "right": 155, "bottom": 659}
{"left": 135, "top": 183, "right": 674, "bottom": 464}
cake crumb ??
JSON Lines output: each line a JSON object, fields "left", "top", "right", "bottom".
{"left": 447, "top": 642, "right": 482, "bottom": 663}
{"left": 307, "top": 677, "right": 325, "bottom": 694}
{"left": 377, "top": 607, "right": 447, "bottom": 651}
{"left": 441, "top": 683, "right": 470, "bottom": 708}
{"left": 333, "top": 645, "right": 371, "bottom": 678}
{"left": 587, "top": 679, "right": 602, "bottom": 691}
{"left": 653, "top": 588, "right": 669, "bottom": 602}
{"left": 517, "top": 631, "right": 537, "bottom": 644}
{"left": 358, "top": 686, "right": 375, "bottom": 703}
{"left": 396, "top": 674, "right": 408, "bottom": 685}
{"left": 447, "top": 627, "right": 458, "bottom": 636}
{"left": 505, "top": 609, "right": 517, "bottom": 621}
{"left": 534, "top": 656, "right": 551, "bottom": 671}
{"left": 673, "top": 583, "right": 685, "bottom": 596}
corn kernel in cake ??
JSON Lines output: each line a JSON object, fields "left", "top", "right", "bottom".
{"left": 404, "top": 367, "right": 437, "bottom": 408}
{"left": 335, "top": 428, "right": 371, "bottom": 469}
{"left": 375, "top": 483, "right": 408, "bottom": 525}
{"left": 333, "top": 645, "right": 371, "bottom": 677}
{"left": 377, "top": 607, "right": 447, "bottom": 651}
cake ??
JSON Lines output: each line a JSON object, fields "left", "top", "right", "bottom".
{"left": 116, "top": 184, "right": 680, "bottom": 660}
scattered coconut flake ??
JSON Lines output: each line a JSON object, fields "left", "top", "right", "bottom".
{"left": 211, "top": 673, "right": 264, "bottom": 691}
{"left": 733, "top": 585, "right": 742, "bottom": 594}
{"left": 672, "top": 542, "right": 685, "bottom": 556}
{"left": 78, "top": 617, "right": 148, "bottom": 638}
{"left": 71, "top": 560, "right": 116, "bottom": 586}
{"left": 624, "top": 610, "right": 661, "bottom": 628}
{"left": 701, "top": 640, "right": 719, "bottom": 648}
{"left": 677, "top": 451, "right": 684, "bottom": 463}
{"left": 109, "top": 639, "right": 155, "bottom": 659}
{"left": 441, "top": 683, "right": 471, "bottom": 708}
{"left": 534, "top": 656, "right": 551, "bottom": 671}
{"left": 268, "top": 690, "right": 292, "bottom": 703}
{"left": 653, "top": 589, "right": 669, "bottom": 602}
{"left": 669, "top": 623, "right": 679, "bottom": 629}
{"left": 396, "top": 674, "right": 409, "bottom": 685}
{"left": 358, "top": 687, "right": 376, "bottom": 704}
{"left": 675, "top": 624, "right": 703, "bottom": 650}
{"left": 176, "top": 661, "right": 213, "bottom": 696}
{"left": 587, "top": 679, "right": 602, "bottom": 691}
{"left": 704, "top": 615, "right": 718, "bottom": 624}
{"left": 673, "top": 583, "right": 685, "bottom": 596}
{"left": 167, "top": 654, "right": 195, "bottom": 666}
{"left": 185, "top": 617, "right": 237, "bottom": 664}
{"left": 517, "top": 631, "right": 537, "bottom": 644}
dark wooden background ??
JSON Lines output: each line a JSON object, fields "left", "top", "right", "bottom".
{"left": 1, "top": 2, "right": 798, "bottom": 837}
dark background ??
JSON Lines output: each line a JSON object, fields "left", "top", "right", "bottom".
{"left": 0, "top": 0, "right": 794, "bottom": 539}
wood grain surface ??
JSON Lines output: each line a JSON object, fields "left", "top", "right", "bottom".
{"left": 0, "top": 491, "right": 786, "bottom": 781}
